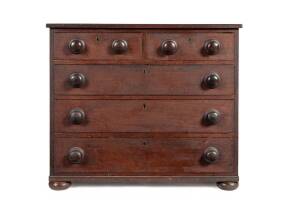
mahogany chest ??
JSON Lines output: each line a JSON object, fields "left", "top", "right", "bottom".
{"left": 47, "top": 24, "right": 241, "bottom": 190}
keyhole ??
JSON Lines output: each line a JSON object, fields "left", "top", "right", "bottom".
{"left": 143, "top": 68, "right": 150, "bottom": 74}
{"left": 143, "top": 103, "right": 146, "bottom": 109}
{"left": 96, "top": 35, "right": 100, "bottom": 42}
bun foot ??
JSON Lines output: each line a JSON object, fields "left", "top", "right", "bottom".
{"left": 216, "top": 181, "right": 238, "bottom": 190}
{"left": 49, "top": 181, "right": 71, "bottom": 190}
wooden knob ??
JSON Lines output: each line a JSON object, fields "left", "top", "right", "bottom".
{"left": 68, "top": 147, "right": 85, "bottom": 164}
{"left": 69, "top": 108, "right": 85, "bottom": 124}
{"left": 203, "top": 39, "right": 221, "bottom": 55}
{"left": 203, "top": 109, "right": 220, "bottom": 125}
{"left": 203, "top": 146, "right": 220, "bottom": 164}
{"left": 69, "top": 73, "right": 86, "bottom": 88}
{"left": 160, "top": 40, "right": 178, "bottom": 55}
{"left": 112, "top": 40, "right": 128, "bottom": 54}
{"left": 203, "top": 72, "right": 220, "bottom": 89}
{"left": 68, "top": 39, "right": 86, "bottom": 54}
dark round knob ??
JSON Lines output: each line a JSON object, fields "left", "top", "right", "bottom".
{"left": 68, "top": 147, "right": 85, "bottom": 164}
{"left": 112, "top": 40, "right": 128, "bottom": 54}
{"left": 203, "top": 109, "right": 220, "bottom": 125}
{"left": 204, "top": 72, "right": 220, "bottom": 89}
{"left": 160, "top": 40, "right": 178, "bottom": 55}
{"left": 203, "top": 39, "right": 221, "bottom": 55}
{"left": 203, "top": 146, "right": 220, "bottom": 164}
{"left": 68, "top": 39, "right": 86, "bottom": 54}
{"left": 69, "top": 108, "right": 85, "bottom": 124}
{"left": 69, "top": 73, "right": 86, "bottom": 88}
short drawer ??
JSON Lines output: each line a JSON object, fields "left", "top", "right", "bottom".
{"left": 145, "top": 32, "right": 234, "bottom": 61}
{"left": 53, "top": 32, "right": 142, "bottom": 60}
{"left": 54, "top": 100, "right": 234, "bottom": 133}
{"left": 54, "top": 64, "right": 234, "bottom": 96}
{"left": 53, "top": 137, "right": 235, "bottom": 175}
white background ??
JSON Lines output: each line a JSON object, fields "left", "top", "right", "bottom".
{"left": 0, "top": 0, "right": 299, "bottom": 199}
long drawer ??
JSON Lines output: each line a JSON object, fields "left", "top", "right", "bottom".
{"left": 53, "top": 137, "right": 235, "bottom": 175}
{"left": 54, "top": 100, "right": 234, "bottom": 133}
{"left": 54, "top": 64, "right": 234, "bottom": 96}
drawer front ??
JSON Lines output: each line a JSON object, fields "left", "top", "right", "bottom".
{"left": 145, "top": 33, "right": 234, "bottom": 61}
{"left": 53, "top": 32, "right": 142, "bottom": 60}
{"left": 54, "top": 100, "right": 234, "bottom": 133}
{"left": 54, "top": 65, "right": 234, "bottom": 96}
{"left": 53, "top": 137, "right": 235, "bottom": 175}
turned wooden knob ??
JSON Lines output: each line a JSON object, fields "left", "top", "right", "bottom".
{"left": 203, "top": 146, "right": 220, "bottom": 164}
{"left": 203, "top": 109, "right": 220, "bottom": 125}
{"left": 68, "top": 147, "right": 85, "bottom": 164}
{"left": 112, "top": 40, "right": 128, "bottom": 54}
{"left": 160, "top": 40, "right": 178, "bottom": 55}
{"left": 69, "top": 108, "right": 85, "bottom": 124}
{"left": 203, "top": 72, "right": 220, "bottom": 89}
{"left": 203, "top": 39, "right": 221, "bottom": 55}
{"left": 69, "top": 73, "right": 86, "bottom": 88}
{"left": 68, "top": 39, "right": 86, "bottom": 54}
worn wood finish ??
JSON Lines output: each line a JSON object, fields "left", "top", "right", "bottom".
{"left": 53, "top": 32, "right": 234, "bottom": 62}
{"left": 48, "top": 24, "right": 241, "bottom": 190}
{"left": 145, "top": 33, "right": 234, "bottom": 61}
{"left": 54, "top": 100, "right": 234, "bottom": 133}
{"left": 53, "top": 32, "right": 142, "bottom": 60}
{"left": 54, "top": 64, "right": 234, "bottom": 96}
{"left": 53, "top": 137, "right": 235, "bottom": 175}
{"left": 217, "top": 181, "right": 239, "bottom": 190}
{"left": 49, "top": 181, "right": 71, "bottom": 190}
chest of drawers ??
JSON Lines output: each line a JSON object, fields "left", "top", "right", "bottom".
{"left": 47, "top": 24, "right": 241, "bottom": 190}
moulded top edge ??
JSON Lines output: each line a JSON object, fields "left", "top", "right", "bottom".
{"left": 46, "top": 24, "right": 242, "bottom": 29}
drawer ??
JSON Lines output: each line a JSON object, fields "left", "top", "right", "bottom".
{"left": 53, "top": 32, "right": 142, "bottom": 60}
{"left": 54, "top": 100, "right": 234, "bottom": 133}
{"left": 53, "top": 137, "right": 235, "bottom": 175}
{"left": 54, "top": 64, "right": 234, "bottom": 96}
{"left": 145, "top": 32, "right": 234, "bottom": 61}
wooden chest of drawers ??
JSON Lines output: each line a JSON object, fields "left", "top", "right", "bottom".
{"left": 47, "top": 24, "right": 242, "bottom": 190}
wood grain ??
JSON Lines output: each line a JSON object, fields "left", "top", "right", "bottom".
{"left": 48, "top": 24, "right": 241, "bottom": 187}
{"left": 53, "top": 32, "right": 142, "bottom": 60}
{"left": 145, "top": 32, "right": 234, "bottom": 61}
{"left": 54, "top": 100, "right": 234, "bottom": 133}
{"left": 54, "top": 64, "right": 234, "bottom": 96}
{"left": 53, "top": 137, "right": 235, "bottom": 175}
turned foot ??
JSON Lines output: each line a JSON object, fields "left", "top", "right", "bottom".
{"left": 49, "top": 181, "right": 71, "bottom": 190}
{"left": 216, "top": 181, "right": 238, "bottom": 190}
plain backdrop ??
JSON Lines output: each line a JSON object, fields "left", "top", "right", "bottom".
{"left": 0, "top": 0, "right": 299, "bottom": 199}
